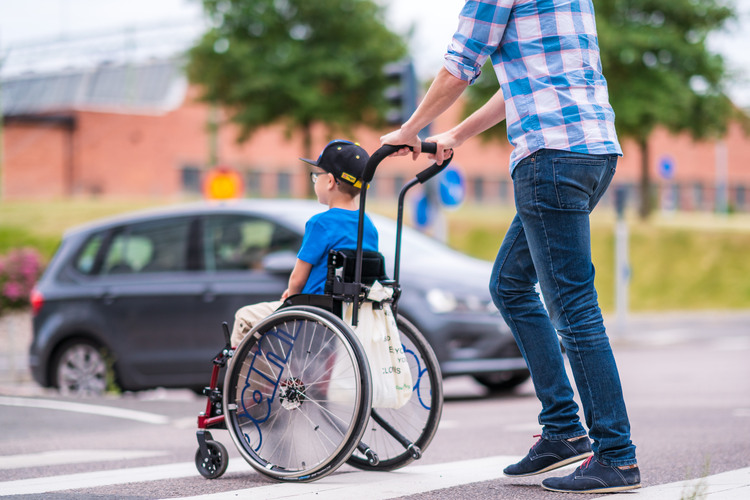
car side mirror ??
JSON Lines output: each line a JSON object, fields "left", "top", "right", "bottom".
{"left": 261, "top": 250, "right": 296, "bottom": 274}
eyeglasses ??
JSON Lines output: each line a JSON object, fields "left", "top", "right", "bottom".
{"left": 310, "top": 171, "right": 338, "bottom": 185}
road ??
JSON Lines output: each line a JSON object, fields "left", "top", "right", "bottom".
{"left": 1, "top": 311, "right": 749, "bottom": 499}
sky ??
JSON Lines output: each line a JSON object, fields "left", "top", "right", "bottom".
{"left": 0, "top": 0, "right": 748, "bottom": 107}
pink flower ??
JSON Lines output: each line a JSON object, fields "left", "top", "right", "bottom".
{"left": 3, "top": 281, "right": 24, "bottom": 301}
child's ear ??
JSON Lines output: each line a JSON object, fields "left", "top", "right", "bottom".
{"left": 326, "top": 173, "right": 337, "bottom": 190}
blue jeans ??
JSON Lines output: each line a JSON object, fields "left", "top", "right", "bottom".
{"left": 490, "top": 149, "right": 636, "bottom": 466}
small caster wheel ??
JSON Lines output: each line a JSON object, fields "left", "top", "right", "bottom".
{"left": 195, "top": 440, "right": 228, "bottom": 479}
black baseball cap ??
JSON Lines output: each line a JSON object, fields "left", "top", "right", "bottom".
{"left": 300, "top": 140, "right": 369, "bottom": 189}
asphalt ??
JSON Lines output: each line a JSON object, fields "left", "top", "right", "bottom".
{"left": 3, "top": 308, "right": 750, "bottom": 393}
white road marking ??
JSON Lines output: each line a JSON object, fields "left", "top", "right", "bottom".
{"left": 595, "top": 467, "right": 750, "bottom": 499}
{"left": 168, "top": 456, "right": 525, "bottom": 500}
{"left": 0, "top": 450, "right": 167, "bottom": 470}
{"left": 0, "top": 396, "right": 170, "bottom": 424}
{"left": 0, "top": 460, "right": 247, "bottom": 496}
{"left": 1, "top": 453, "right": 748, "bottom": 499}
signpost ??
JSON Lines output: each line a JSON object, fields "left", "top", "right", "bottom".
{"left": 203, "top": 166, "right": 243, "bottom": 200}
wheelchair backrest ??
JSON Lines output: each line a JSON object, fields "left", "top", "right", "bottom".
{"left": 325, "top": 249, "right": 388, "bottom": 295}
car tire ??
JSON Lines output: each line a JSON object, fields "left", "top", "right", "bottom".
{"left": 473, "top": 371, "right": 530, "bottom": 392}
{"left": 52, "top": 339, "right": 111, "bottom": 396}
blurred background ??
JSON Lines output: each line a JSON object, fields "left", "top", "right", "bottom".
{"left": 1, "top": 0, "right": 750, "bottom": 317}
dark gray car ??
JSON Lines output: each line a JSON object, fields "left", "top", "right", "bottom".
{"left": 30, "top": 200, "right": 528, "bottom": 395}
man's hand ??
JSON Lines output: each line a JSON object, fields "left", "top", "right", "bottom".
{"left": 380, "top": 128, "right": 421, "bottom": 160}
{"left": 424, "top": 131, "right": 460, "bottom": 165}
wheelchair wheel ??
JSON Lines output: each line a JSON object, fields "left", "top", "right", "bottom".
{"left": 223, "top": 305, "right": 372, "bottom": 482}
{"left": 195, "top": 439, "right": 229, "bottom": 479}
{"left": 347, "top": 314, "right": 443, "bottom": 471}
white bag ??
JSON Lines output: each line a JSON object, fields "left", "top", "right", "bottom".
{"left": 342, "top": 282, "right": 413, "bottom": 409}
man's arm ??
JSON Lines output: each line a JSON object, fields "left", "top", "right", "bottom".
{"left": 427, "top": 89, "right": 507, "bottom": 156}
{"left": 281, "top": 259, "right": 313, "bottom": 299}
{"left": 380, "top": 67, "right": 468, "bottom": 160}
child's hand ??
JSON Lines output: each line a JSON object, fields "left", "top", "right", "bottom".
{"left": 281, "top": 289, "right": 290, "bottom": 300}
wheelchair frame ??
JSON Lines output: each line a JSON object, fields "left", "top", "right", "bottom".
{"left": 195, "top": 143, "right": 451, "bottom": 482}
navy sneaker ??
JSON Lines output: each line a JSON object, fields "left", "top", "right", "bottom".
{"left": 542, "top": 456, "right": 641, "bottom": 493}
{"left": 503, "top": 434, "right": 592, "bottom": 477}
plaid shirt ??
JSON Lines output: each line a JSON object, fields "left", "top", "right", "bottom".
{"left": 445, "top": 0, "right": 622, "bottom": 171}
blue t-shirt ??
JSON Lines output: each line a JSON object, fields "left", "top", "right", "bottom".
{"left": 297, "top": 208, "right": 379, "bottom": 295}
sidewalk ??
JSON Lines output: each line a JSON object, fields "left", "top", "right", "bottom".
{"left": 0, "top": 311, "right": 33, "bottom": 385}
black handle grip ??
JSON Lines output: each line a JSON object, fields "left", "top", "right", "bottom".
{"left": 415, "top": 150, "right": 452, "bottom": 184}
{"left": 363, "top": 142, "right": 451, "bottom": 183}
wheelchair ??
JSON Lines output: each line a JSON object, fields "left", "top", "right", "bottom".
{"left": 195, "top": 143, "right": 450, "bottom": 482}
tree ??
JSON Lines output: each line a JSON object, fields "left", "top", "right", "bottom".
{"left": 597, "top": 0, "right": 736, "bottom": 217}
{"left": 186, "top": 0, "right": 407, "bottom": 161}
{"left": 464, "top": 0, "right": 738, "bottom": 217}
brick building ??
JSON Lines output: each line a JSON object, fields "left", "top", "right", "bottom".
{"left": 2, "top": 57, "right": 749, "bottom": 211}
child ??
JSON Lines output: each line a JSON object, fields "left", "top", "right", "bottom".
{"left": 230, "top": 140, "right": 379, "bottom": 346}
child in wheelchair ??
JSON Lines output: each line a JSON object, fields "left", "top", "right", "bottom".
{"left": 230, "top": 139, "right": 379, "bottom": 347}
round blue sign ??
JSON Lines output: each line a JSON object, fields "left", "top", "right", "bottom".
{"left": 439, "top": 166, "right": 465, "bottom": 207}
{"left": 414, "top": 194, "right": 432, "bottom": 228}
{"left": 658, "top": 156, "right": 675, "bottom": 180}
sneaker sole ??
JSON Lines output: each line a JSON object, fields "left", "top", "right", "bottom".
{"left": 542, "top": 483, "right": 642, "bottom": 494}
{"left": 503, "top": 451, "right": 593, "bottom": 478}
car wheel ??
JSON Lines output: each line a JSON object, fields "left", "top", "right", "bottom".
{"left": 473, "top": 371, "right": 530, "bottom": 392}
{"left": 52, "top": 339, "right": 110, "bottom": 396}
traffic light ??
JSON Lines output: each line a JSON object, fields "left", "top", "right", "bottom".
{"left": 383, "top": 59, "right": 417, "bottom": 126}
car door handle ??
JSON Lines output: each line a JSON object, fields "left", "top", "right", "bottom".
{"left": 101, "top": 292, "right": 116, "bottom": 305}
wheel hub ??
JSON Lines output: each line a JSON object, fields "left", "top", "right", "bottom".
{"left": 279, "top": 377, "right": 306, "bottom": 410}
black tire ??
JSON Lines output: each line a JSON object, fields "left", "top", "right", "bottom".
{"left": 223, "top": 306, "right": 372, "bottom": 482}
{"left": 195, "top": 440, "right": 229, "bottom": 479}
{"left": 347, "top": 314, "right": 443, "bottom": 471}
{"left": 473, "top": 371, "right": 530, "bottom": 392}
{"left": 52, "top": 339, "right": 110, "bottom": 396}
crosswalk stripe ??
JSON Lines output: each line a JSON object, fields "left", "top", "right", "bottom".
{"left": 0, "top": 396, "right": 170, "bottom": 425}
{"left": 168, "top": 456, "right": 524, "bottom": 500}
{"left": 0, "top": 450, "right": 167, "bottom": 470}
{"left": 2, "top": 453, "right": 748, "bottom": 499}
{"left": 0, "top": 460, "right": 248, "bottom": 496}
{"left": 594, "top": 467, "right": 750, "bottom": 499}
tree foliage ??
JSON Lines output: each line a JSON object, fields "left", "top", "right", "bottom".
{"left": 597, "top": 0, "right": 735, "bottom": 141}
{"left": 186, "top": 0, "right": 407, "bottom": 154}
{"left": 463, "top": 0, "right": 739, "bottom": 216}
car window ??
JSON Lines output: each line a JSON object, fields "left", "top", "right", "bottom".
{"left": 204, "top": 215, "right": 301, "bottom": 271}
{"left": 74, "top": 232, "right": 106, "bottom": 275}
{"left": 102, "top": 218, "right": 192, "bottom": 274}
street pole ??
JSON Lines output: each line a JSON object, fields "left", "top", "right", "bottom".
{"left": 614, "top": 186, "right": 630, "bottom": 336}
{"left": 715, "top": 139, "right": 729, "bottom": 215}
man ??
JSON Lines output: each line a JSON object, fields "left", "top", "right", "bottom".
{"left": 381, "top": 0, "right": 640, "bottom": 493}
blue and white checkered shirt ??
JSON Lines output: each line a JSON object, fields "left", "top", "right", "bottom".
{"left": 445, "top": 0, "right": 622, "bottom": 171}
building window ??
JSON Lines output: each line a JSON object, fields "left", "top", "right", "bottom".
{"left": 498, "top": 179, "right": 510, "bottom": 204}
{"left": 473, "top": 177, "right": 484, "bottom": 202}
{"left": 181, "top": 166, "right": 202, "bottom": 195}
{"left": 245, "top": 171, "right": 261, "bottom": 197}
{"left": 693, "top": 182, "right": 704, "bottom": 211}
{"left": 736, "top": 185, "right": 746, "bottom": 211}
{"left": 277, "top": 172, "right": 291, "bottom": 197}
{"left": 393, "top": 175, "right": 405, "bottom": 197}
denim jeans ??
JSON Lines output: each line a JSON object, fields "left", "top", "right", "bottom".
{"left": 490, "top": 149, "right": 636, "bottom": 466}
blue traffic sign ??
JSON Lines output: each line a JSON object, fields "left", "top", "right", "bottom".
{"left": 414, "top": 194, "right": 432, "bottom": 228}
{"left": 439, "top": 166, "right": 465, "bottom": 207}
{"left": 658, "top": 156, "right": 675, "bottom": 180}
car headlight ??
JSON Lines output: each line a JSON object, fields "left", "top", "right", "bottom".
{"left": 426, "top": 289, "right": 458, "bottom": 313}
{"left": 426, "top": 288, "right": 497, "bottom": 314}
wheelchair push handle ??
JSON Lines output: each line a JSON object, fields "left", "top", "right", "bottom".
{"left": 353, "top": 142, "right": 454, "bottom": 326}
{"left": 362, "top": 142, "right": 453, "bottom": 184}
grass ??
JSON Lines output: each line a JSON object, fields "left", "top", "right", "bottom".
{"left": 438, "top": 204, "right": 750, "bottom": 313}
{"left": 3, "top": 198, "right": 750, "bottom": 313}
